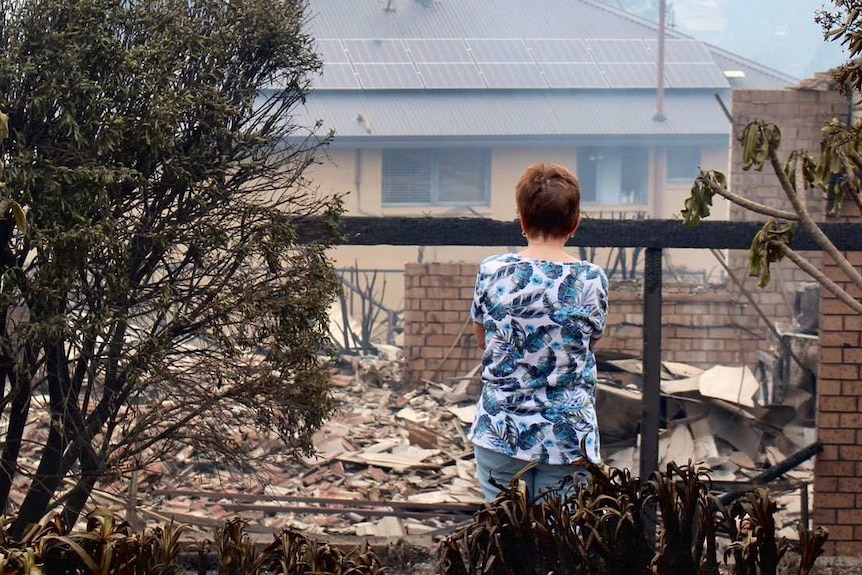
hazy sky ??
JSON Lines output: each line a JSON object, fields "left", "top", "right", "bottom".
{"left": 615, "top": 0, "right": 849, "bottom": 80}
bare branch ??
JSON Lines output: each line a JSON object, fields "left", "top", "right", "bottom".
{"left": 778, "top": 243, "right": 862, "bottom": 315}
{"left": 705, "top": 177, "right": 799, "bottom": 221}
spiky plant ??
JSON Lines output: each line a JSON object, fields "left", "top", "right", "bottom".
{"left": 0, "top": 510, "right": 387, "bottom": 574}
{"left": 438, "top": 461, "right": 829, "bottom": 575}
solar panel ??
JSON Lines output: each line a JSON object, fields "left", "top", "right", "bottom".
{"left": 539, "top": 63, "right": 609, "bottom": 88}
{"left": 587, "top": 39, "right": 652, "bottom": 63}
{"left": 405, "top": 39, "right": 472, "bottom": 63}
{"left": 343, "top": 39, "right": 410, "bottom": 63}
{"left": 467, "top": 38, "right": 532, "bottom": 63}
{"left": 416, "top": 63, "right": 486, "bottom": 88}
{"left": 353, "top": 63, "right": 423, "bottom": 89}
{"left": 313, "top": 63, "right": 361, "bottom": 89}
{"left": 314, "top": 37, "right": 728, "bottom": 91}
{"left": 599, "top": 63, "right": 659, "bottom": 88}
{"left": 315, "top": 39, "right": 350, "bottom": 64}
{"left": 664, "top": 63, "right": 730, "bottom": 88}
{"left": 526, "top": 39, "right": 593, "bottom": 63}
{"left": 644, "top": 39, "right": 713, "bottom": 63}
{"left": 479, "top": 63, "right": 547, "bottom": 88}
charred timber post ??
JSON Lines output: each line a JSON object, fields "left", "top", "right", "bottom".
{"left": 640, "top": 247, "right": 663, "bottom": 483}
{"left": 641, "top": 247, "right": 663, "bottom": 543}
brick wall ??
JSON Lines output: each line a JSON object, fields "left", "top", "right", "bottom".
{"left": 814, "top": 200, "right": 862, "bottom": 556}
{"left": 602, "top": 281, "right": 763, "bottom": 367}
{"left": 403, "top": 263, "right": 765, "bottom": 386}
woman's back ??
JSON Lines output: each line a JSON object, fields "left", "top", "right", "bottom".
{"left": 470, "top": 252, "right": 608, "bottom": 465}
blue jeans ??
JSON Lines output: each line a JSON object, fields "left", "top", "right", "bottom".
{"left": 474, "top": 445, "right": 590, "bottom": 501}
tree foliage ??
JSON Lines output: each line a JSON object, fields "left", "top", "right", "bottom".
{"left": 682, "top": 0, "right": 862, "bottom": 313}
{"left": 0, "top": 0, "right": 342, "bottom": 535}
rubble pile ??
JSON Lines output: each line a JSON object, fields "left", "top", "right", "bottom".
{"left": 120, "top": 331, "right": 816, "bottom": 541}
{"left": 120, "top": 353, "right": 486, "bottom": 539}
{"left": 7, "top": 331, "right": 818, "bottom": 542}
{"left": 597, "top": 354, "right": 817, "bottom": 539}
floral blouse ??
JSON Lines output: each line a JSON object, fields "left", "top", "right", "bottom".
{"left": 469, "top": 253, "right": 609, "bottom": 465}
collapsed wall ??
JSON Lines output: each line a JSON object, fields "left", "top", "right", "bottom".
{"left": 402, "top": 263, "right": 766, "bottom": 387}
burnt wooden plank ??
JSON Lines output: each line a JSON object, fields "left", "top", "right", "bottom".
{"left": 306, "top": 217, "right": 862, "bottom": 250}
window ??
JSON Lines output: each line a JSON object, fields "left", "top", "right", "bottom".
{"left": 576, "top": 146, "right": 648, "bottom": 205}
{"left": 382, "top": 148, "right": 490, "bottom": 206}
{"left": 667, "top": 146, "right": 701, "bottom": 181}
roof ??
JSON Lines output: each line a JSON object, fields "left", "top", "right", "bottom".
{"left": 295, "top": 91, "right": 733, "bottom": 142}
{"left": 297, "top": 0, "right": 798, "bottom": 140}
{"left": 707, "top": 48, "right": 803, "bottom": 91}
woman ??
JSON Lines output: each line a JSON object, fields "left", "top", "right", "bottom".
{"left": 469, "top": 162, "right": 609, "bottom": 500}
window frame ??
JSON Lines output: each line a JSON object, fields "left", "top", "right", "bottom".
{"left": 381, "top": 147, "right": 492, "bottom": 207}
{"left": 576, "top": 145, "right": 649, "bottom": 206}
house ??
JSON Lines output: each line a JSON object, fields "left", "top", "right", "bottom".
{"left": 296, "top": 0, "right": 797, "bottom": 306}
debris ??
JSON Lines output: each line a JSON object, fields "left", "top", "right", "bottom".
{"left": 446, "top": 405, "right": 476, "bottom": 425}
{"left": 697, "top": 365, "right": 759, "bottom": 408}
{"left": 718, "top": 442, "right": 822, "bottom": 506}
{"left": 793, "top": 283, "right": 820, "bottom": 335}
{"left": 659, "top": 425, "right": 695, "bottom": 468}
{"left": 6, "top": 312, "right": 814, "bottom": 542}
{"left": 598, "top": 347, "right": 816, "bottom": 533}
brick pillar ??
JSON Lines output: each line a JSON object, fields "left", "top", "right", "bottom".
{"left": 402, "top": 262, "right": 481, "bottom": 386}
{"left": 815, "top": 207, "right": 862, "bottom": 555}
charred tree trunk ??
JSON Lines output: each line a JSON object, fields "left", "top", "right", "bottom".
{"left": 11, "top": 341, "right": 71, "bottom": 537}
{"left": 0, "top": 364, "right": 31, "bottom": 512}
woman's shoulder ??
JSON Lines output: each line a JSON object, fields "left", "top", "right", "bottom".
{"left": 479, "top": 252, "right": 520, "bottom": 269}
{"left": 563, "top": 259, "right": 606, "bottom": 276}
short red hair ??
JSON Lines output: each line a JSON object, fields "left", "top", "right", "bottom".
{"left": 515, "top": 163, "right": 581, "bottom": 239}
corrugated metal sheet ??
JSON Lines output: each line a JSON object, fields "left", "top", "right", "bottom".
{"left": 294, "top": 0, "right": 797, "bottom": 142}
{"left": 294, "top": 90, "right": 733, "bottom": 139}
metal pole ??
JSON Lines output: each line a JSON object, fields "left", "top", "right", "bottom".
{"left": 654, "top": 0, "right": 667, "bottom": 122}
{"left": 640, "top": 247, "right": 663, "bottom": 481}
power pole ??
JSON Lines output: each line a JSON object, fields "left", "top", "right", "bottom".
{"left": 654, "top": 0, "right": 667, "bottom": 122}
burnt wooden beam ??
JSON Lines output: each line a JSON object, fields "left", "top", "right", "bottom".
{"left": 310, "top": 217, "right": 862, "bottom": 250}
{"left": 640, "top": 248, "right": 663, "bottom": 484}
{"left": 718, "top": 441, "right": 823, "bottom": 506}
